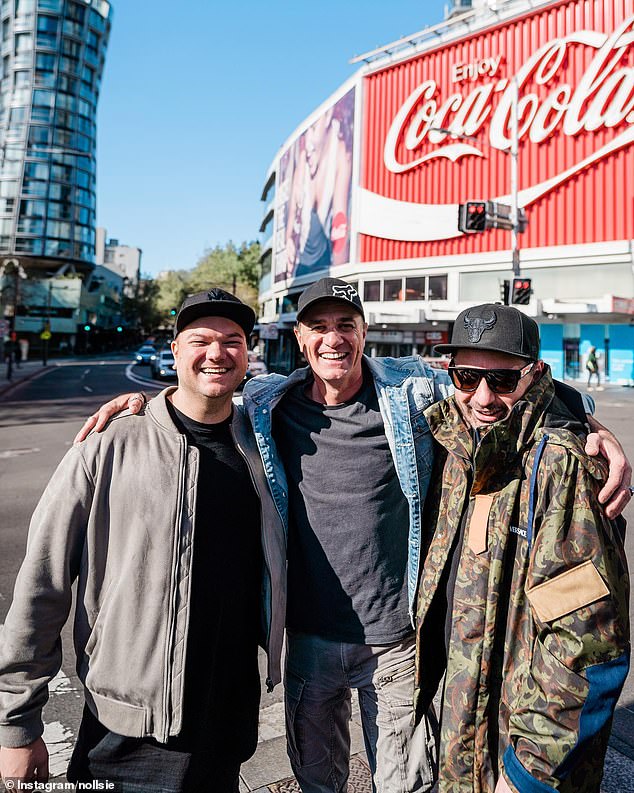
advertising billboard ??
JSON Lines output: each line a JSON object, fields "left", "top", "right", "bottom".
{"left": 358, "top": 0, "right": 634, "bottom": 262}
{"left": 275, "top": 87, "right": 355, "bottom": 282}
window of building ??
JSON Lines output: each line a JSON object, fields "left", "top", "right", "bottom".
{"left": 66, "top": 1, "right": 86, "bottom": 23}
{"left": 61, "top": 37, "right": 81, "bottom": 57}
{"left": 46, "top": 219, "right": 70, "bottom": 238}
{"left": 49, "top": 182, "right": 72, "bottom": 201}
{"left": 58, "top": 74, "right": 78, "bottom": 94}
{"left": 17, "top": 217, "right": 44, "bottom": 234}
{"left": 51, "top": 163, "right": 73, "bottom": 182}
{"left": 25, "top": 161, "right": 49, "bottom": 180}
{"left": 20, "top": 198, "right": 45, "bottom": 217}
{"left": 428, "top": 275, "right": 447, "bottom": 300}
{"left": 0, "top": 236, "right": 10, "bottom": 251}
{"left": 15, "top": 33, "right": 33, "bottom": 64}
{"left": 384, "top": 278, "right": 402, "bottom": 301}
{"left": 15, "top": 237, "right": 43, "bottom": 253}
{"left": 15, "top": 0, "right": 35, "bottom": 14}
{"left": 0, "top": 197, "right": 15, "bottom": 213}
{"left": 282, "top": 292, "right": 300, "bottom": 314}
{"left": 37, "top": 0, "right": 63, "bottom": 11}
{"left": 404, "top": 277, "right": 425, "bottom": 300}
{"left": 28, "top": 125, "right": 51, "bottom": 147}
{"left": 22, "top": 178, "right": 47, "bottom": 196}
{"left": 364, "top": 280, "right": 380, "bottom": 301}
{"left": 14, "top": 70, "right": 30, "bottom": 87}
{"left": 0, "top": 180, "right": 18, "bottom": 197}
{"left": 63, "top": 19, "right": 82, "bottom": 38}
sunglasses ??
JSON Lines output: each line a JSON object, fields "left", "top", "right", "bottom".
{"left": 448, "top": 361, "right": 535, "bottom": 394}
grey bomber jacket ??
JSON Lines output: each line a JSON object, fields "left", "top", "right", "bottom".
{"left": 0, "top": 388, "right": 287, "bottom": 748}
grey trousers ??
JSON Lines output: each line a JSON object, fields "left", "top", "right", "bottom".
{"left": 284, "top": 632, "right": 438, "bottom": 793}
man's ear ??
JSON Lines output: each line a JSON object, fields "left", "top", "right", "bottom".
{"left": 293, "top": 324, "right": 304, "bottom": 353}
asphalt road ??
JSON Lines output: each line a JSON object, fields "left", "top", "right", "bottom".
{"left": 0, "top": 355, "right": 163, "bottom": 780}
{"left": 0, "top": 368, "right": 633, "bottom": 791}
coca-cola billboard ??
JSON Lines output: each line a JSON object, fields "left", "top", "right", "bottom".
{"left": 358, "top": 0, "right": 634, "bottom": 262}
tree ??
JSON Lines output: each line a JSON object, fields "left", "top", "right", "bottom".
{"left": 189, "top": 241, "right": 261, "bottom": 311}
{"left": 121, "top": 277, "right": 161, "bottom": 333}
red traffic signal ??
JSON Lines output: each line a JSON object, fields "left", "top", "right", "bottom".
{"left": 458, "top": 201, "right": 487, "bottom": 233}
{"left": 511, "top": 278, "right": 532, "bottom": 305}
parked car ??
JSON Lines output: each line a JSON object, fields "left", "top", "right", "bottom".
{"left": 135, "top": 344, "right": 157, "bottom": 365}
{"left": 151, "top": 348, "right": 176, "bottom": 380}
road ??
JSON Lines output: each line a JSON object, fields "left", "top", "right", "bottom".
{"left": 0, "top": 364, "right": 633, "bottom": 792}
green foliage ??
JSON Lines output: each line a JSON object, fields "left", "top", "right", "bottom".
{"left": 122, "top": 278, "right": 162, "bottom": 331}
{"left": 128, "top": 241, "right": 262, "bottom": 333}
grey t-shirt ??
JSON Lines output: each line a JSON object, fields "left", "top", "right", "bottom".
{"left": 273, "top": 366, "right": 412, "bottom": 644}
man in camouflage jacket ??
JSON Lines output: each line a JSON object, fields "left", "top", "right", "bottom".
{"left": 414, "top": 304, "right": 630, "bottom": 793}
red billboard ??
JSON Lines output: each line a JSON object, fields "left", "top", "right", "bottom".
{"left": 359, "top": 0, "right": 634, "bottom": 262}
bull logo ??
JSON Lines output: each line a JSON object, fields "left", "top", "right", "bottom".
{"left": 332, "top": 284, "right": 358, "bottom": 302}
{"left": 463, "top": 310, "right": 496, "bottom": 342}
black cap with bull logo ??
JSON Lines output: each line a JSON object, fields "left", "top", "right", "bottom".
{"left": 435, "top": 303, "right": 540, "bottom": 361}
{"left": 296, "top": 277, "right": 365, "bottom": 322}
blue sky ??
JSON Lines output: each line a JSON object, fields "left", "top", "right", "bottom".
{"left": 96, "top": 1, "right": 447, "bottom": 277}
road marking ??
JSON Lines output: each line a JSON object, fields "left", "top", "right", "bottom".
{"left": 43, "top": 670, "right": 77, "bottom": 776}
{"left": 83, "top": 386, "right": 93, "bottom": 393}
{"left": 125, "top": 363, "right": 160, "bottom": 387}
{"left": 0, "top": 631, "right": 76, "bottom": 777}
{"left": 0, "top": 447, "right": 40, "bottom": 459}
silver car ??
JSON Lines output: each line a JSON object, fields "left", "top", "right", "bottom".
{"left": 151, "top": 349, "right": 176, "bottom": 380}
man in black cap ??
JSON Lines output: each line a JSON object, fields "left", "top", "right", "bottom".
{"left": 0, "top": 289, "right": 286, "bottom": 793}
{"left": 414, "top": 304, "right": 630, "bottom": 793}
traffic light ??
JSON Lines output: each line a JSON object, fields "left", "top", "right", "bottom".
{"left": 500, "top": 280, "right": 510, "bottom": 305}
{"left": 511, "top": 277, "right": 532, "bottom": 305}
{"left": 169, "top": 308, "right": 177, "bottom": 316}
{"left": 458, "top": 201, "right": 487, "bottom": 232}
{"left": 459, "top": 202, "right": 528, "bottom": 233}
{"left": 116, "top": 325, "right": 123, "bottom": 332}
{"left": 83, "top": 324, "right": 91, "bottom": 331}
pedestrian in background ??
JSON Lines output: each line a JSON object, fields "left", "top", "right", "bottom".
{"left": 586, "top": 345, "right": 603, "bottom": 391}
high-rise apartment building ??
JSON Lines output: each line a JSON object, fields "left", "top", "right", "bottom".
{"left": 0, "top": 0, "right": 112, "bottom": 351}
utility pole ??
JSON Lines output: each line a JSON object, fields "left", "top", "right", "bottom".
{"left": 509, "top": 75, "right": 521, "bottom": 277}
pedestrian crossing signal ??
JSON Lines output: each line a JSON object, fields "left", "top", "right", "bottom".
{"left": 511, "top": 278, "right": 532, "bottom": 305}
{"left": 458, "top": 201, "right": 487, "bottom": 233}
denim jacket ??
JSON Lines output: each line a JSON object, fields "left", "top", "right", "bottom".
{"left": 242, "top": 355, "right": 452, "bottom": 622}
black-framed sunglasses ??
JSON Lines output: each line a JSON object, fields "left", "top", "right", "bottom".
{"left": 448, "top": 361, "right": 535, "bottom": 394}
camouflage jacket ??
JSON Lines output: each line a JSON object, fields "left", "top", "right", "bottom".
{"left": 414, "top": 370, "right": 630, "bottom": 793}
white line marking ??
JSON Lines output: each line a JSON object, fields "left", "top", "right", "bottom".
{"left": 125, "top": 363, "right": 161, "bottom": 387}
{"left": 0, "top": 447, "right": 40, "bottom": 459}
{"left": 83, "top": 386, "right": 93, "bottom": 393}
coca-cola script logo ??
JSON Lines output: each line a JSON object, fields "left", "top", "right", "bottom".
{"left": 357, "top": 16, "right": 634, "bottom": 242}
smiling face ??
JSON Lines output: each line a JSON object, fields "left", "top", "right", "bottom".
{"left": 171, "top": 316, "right": 248, "bottom": 421}
{"left": 294, "top": 299, "right": 367, "bottom": 401}
{"left": 452, "top": 349, "right": 542, "bottom": 429}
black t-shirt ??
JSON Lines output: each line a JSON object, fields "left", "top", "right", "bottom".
{"left": 273, "top": 365, "right": 412, "bottom": 645}
{"left": 69, "top": 403, "right": 262, "bottom": 788}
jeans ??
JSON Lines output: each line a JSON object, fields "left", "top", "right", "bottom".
{"left": 284, "top": 632, "right": 437, "bottom": 793}
{"left": 67, "top": 706, "right": 240, "bottom": 793}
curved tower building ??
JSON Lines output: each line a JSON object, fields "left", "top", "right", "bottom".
{"left": 0, "top": 0, "right": 111, "bottom": 270}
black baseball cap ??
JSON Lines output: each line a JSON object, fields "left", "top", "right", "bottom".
{"left": 174, "top": 288, "right": 256, "bottom": 338}
{"left": 435, "top": 303, "right": 540, "bottom": 361}
{"left": 296, "top": 277, "right": 365, "bottom": 322}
